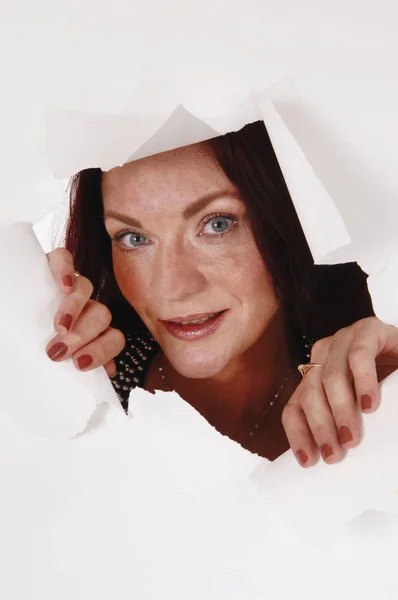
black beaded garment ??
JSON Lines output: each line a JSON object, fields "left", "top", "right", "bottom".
{"left": 110, "top": 328, "right": 160, "bottom": 412}
{"left": 110, "top": 326, "right": 313, "bottom": 413}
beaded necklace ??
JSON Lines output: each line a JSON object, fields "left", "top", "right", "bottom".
{"left": 158, "top": 334, "right": 311, "bottom": 446}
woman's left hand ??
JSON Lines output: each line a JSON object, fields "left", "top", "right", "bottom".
{"left": 281, "top": 317, "right": 398, "bottom": 468}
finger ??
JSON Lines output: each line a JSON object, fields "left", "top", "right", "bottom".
{"left": 104, "top": 360, "right": 117, "bottom": 378}
{"left": 296, "top": 371, "right": 345, "bottom": 464}
{"left": 47, "top": 248, "right": 76, "bottom": 293}
{"left": 282, "top": 403, "right": 318, "bottom": 468}
{"left": 48, "top": 300, "right": 112, "bottom": 359}
{"left": 72, "top": 328, "right": 126, "bottom": 372}
{"left": 53, "top": 275, "right": 94, "bottom": 334}
{"left": 320, "top": 331, "right": 361, "bottom": 449}
{"left": 348, "top": 319, "right": 398, "bottom": 413}
{"left": 349, "top": 347, "right": 380, "bottom": 413}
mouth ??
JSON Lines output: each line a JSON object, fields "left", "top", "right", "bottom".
{"left": 159, "top": 310, "right": 228, "bottom": 341}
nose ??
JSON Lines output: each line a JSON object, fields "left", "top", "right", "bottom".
{"left": 151, "top": 240, "right": 207, "bottom": 302}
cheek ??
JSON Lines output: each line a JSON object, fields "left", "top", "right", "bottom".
{"left": 246, "top": 253, "right": 277, "bottom": 297}
{"left": 112, "top": 253, "right": 150, "bottom": 310}
{"left": 207, "top": 238, "right": 276, "bottom": 300}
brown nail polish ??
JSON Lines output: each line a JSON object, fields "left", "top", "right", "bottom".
{"left": 59, "top": 313, "right": 73, "bottom": 331}
{"left": 361, "top": 394, "right": 372, "bottom": 411}
{"left": 321, "top": 443, "right": 333, "bottom": 460}
{"left": 77, "top": 355, "right": 93, "bottom": 370}
{"left": 338, "top": 425, "right": 353, "bottom": 445}
{"left": 296, "top": 449, "right": 308, "bottom": 466}
{"left": 47, "top": 341, "right": 68, "bottom": 361}
{"left": 62, "top": 275, "right": 74, "bottom": 288}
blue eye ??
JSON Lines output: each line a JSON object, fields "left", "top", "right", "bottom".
{"left": 121, "top": 233, "right": 148, "bottom": 248}
{"left": 203, "top": 215, "right": 234, "bottom": 235}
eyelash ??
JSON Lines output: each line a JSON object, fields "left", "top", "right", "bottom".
{"left": 111, "top": 213, "right": 238, "bottom": 253}
{"left": 200, "top": 213, "right": 238, "bottom": 237}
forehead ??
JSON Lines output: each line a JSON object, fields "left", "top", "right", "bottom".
{"left": 102, "top": 141, "right": 235, "bottom": 214}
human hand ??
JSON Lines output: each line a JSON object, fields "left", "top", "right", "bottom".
{"left": 282, "top": 317, "right": 398, "bottom": 467}
{"left": 45, "top": 248, "right": 125, "bottom": 378}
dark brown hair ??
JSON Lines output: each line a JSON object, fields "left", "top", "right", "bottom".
{"left": 64, "top": 121, "right": 374, "bottom": 342}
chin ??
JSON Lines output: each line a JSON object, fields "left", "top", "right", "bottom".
{"left": 168, "top": 347, "right": 228, "bottom": 379}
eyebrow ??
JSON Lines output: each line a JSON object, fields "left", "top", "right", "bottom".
{"left": 103, "top": 190, "right": 240, "bottom": 229}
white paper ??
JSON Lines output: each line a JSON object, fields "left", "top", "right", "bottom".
{"left": 253, "top": 92, "right": 351, "bottom": 264}
{"left": 254, "top": 80, "right": 398, "bottom": 275}
{"left": 44, "top": 82, "right": 398, "bottom": 277}
{"left": 41, "top": 92, "right": 359, "bottom": 271}
{"left": 0, "top": 222, "right": 123, "bottom": 438}
{"left": 2, "top": 0, "right": 398, "bottom": 237}
{"left": 2, "top": 1, "right": 398, "bottom": 596}
{"left": 32, "top": 46, "right": 398, "bottom": 562}
{"left": 367, "top": 254, "right": 398, "bottom": 327}
{"left": 1, "top": 386, "right": 398, "bottom": 599}
{"left": 252, "top": 370, "right": 398, "bottom": 549}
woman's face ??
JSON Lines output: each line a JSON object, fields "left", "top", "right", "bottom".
{"left": 102, "top": 142, "right": 280, "bottom": 378}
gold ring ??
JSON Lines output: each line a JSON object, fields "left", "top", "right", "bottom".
{"left": 74, "top": 271, "right": 80, "bottom": 277}
{"left": 298, "top": 363, "right": 324, "bottom": 378}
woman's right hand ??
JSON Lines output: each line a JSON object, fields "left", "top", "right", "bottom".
{"left": 45, "top": 248, "right": 126, "bottom": 378}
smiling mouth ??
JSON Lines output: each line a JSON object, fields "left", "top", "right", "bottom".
{"left": 159, "top": 310, "right": 228, "bottom": 341}
{"left": 165, "top": 312, "right": 224, "bottom": 326}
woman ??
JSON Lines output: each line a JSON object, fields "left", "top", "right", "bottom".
{"left": 45, "top": 121, "right": 398, "bottom": 465}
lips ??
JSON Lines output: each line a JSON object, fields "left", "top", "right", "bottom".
{"left": 160, "top": 310, "right": 228, "bottom": 341}
{"left": 166, "top": 312, "right": 219, "bottom": 325}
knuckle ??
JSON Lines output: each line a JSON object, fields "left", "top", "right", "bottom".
{"left": 312, "top": 424, "right": 333, "bottom": 443}
{"left": 348, "top": 344, "right": 369, "bottom": 365}
{"left": 94, "top": 303, "right": 112, "bottom": 328}
{"left": 333, "top": 327, "right": 349, "bottom": 343}
{"left": 79, "top": 276, "right": 94, "bottom": 297}
{"left": 351, "top": 317, "right": 381, "bottom": 341}
{"left": 48, "top": 247, "right": 66, "bottom": 258}
{"left": 65, "top": 296, "right": 82, "bottom": 315}
{"left": 112, "top": 328, "right": 126, "bottom": 350}
{"left": 322, "top": 364, "right": 342, "bottom": 385}
{"left": 97, "top": 346, "right": 108, "bottom": 366}
{"left": 298, "top": 391, "right": 313, "bottom": 411}
{"left": 310, "top": 337, "right": 330, "bottom": 361}
{"left": 297, "top": 383, "right": 318, "bottom": 407}
{"left": 49, "top": 247, "right": 73, "bottom": 266}
{"left": 281, "top": 403, "right": 298, "bottom": 427}
{"left": 310, "top": 339, "right": 324, "bottom": 356}
{"left": 353, "top": 316, "right": 378, "bottom": 332}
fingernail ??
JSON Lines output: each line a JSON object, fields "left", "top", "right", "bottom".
{"left": 108, "top": 365, "right": 117, "bottom": 378}
{"left": 321, "top": 443, "right": 333, "bottom": 460}
{"left": 361, "top": 394, "right": 372, "bottom": 411}
{"left": 296, "top": 449, "right": 308, "bottom": 466}
{"left": 47, "top": 341, "right": 68, "bottom": 361}
{"left": 77, "top": 355, "right": 93, "bottom": 370}
{"left": 62, "top": 275, "right": 74, "bottom": 289}
{"left": 59, "top": 313, "right": 73, "bottom": 332}
{"left": 338, "top": 425, "right": 353, "bottom": 445}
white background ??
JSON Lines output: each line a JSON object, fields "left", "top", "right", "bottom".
{"left": 1, "top": 1, "right": 398, "bottom": 598}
